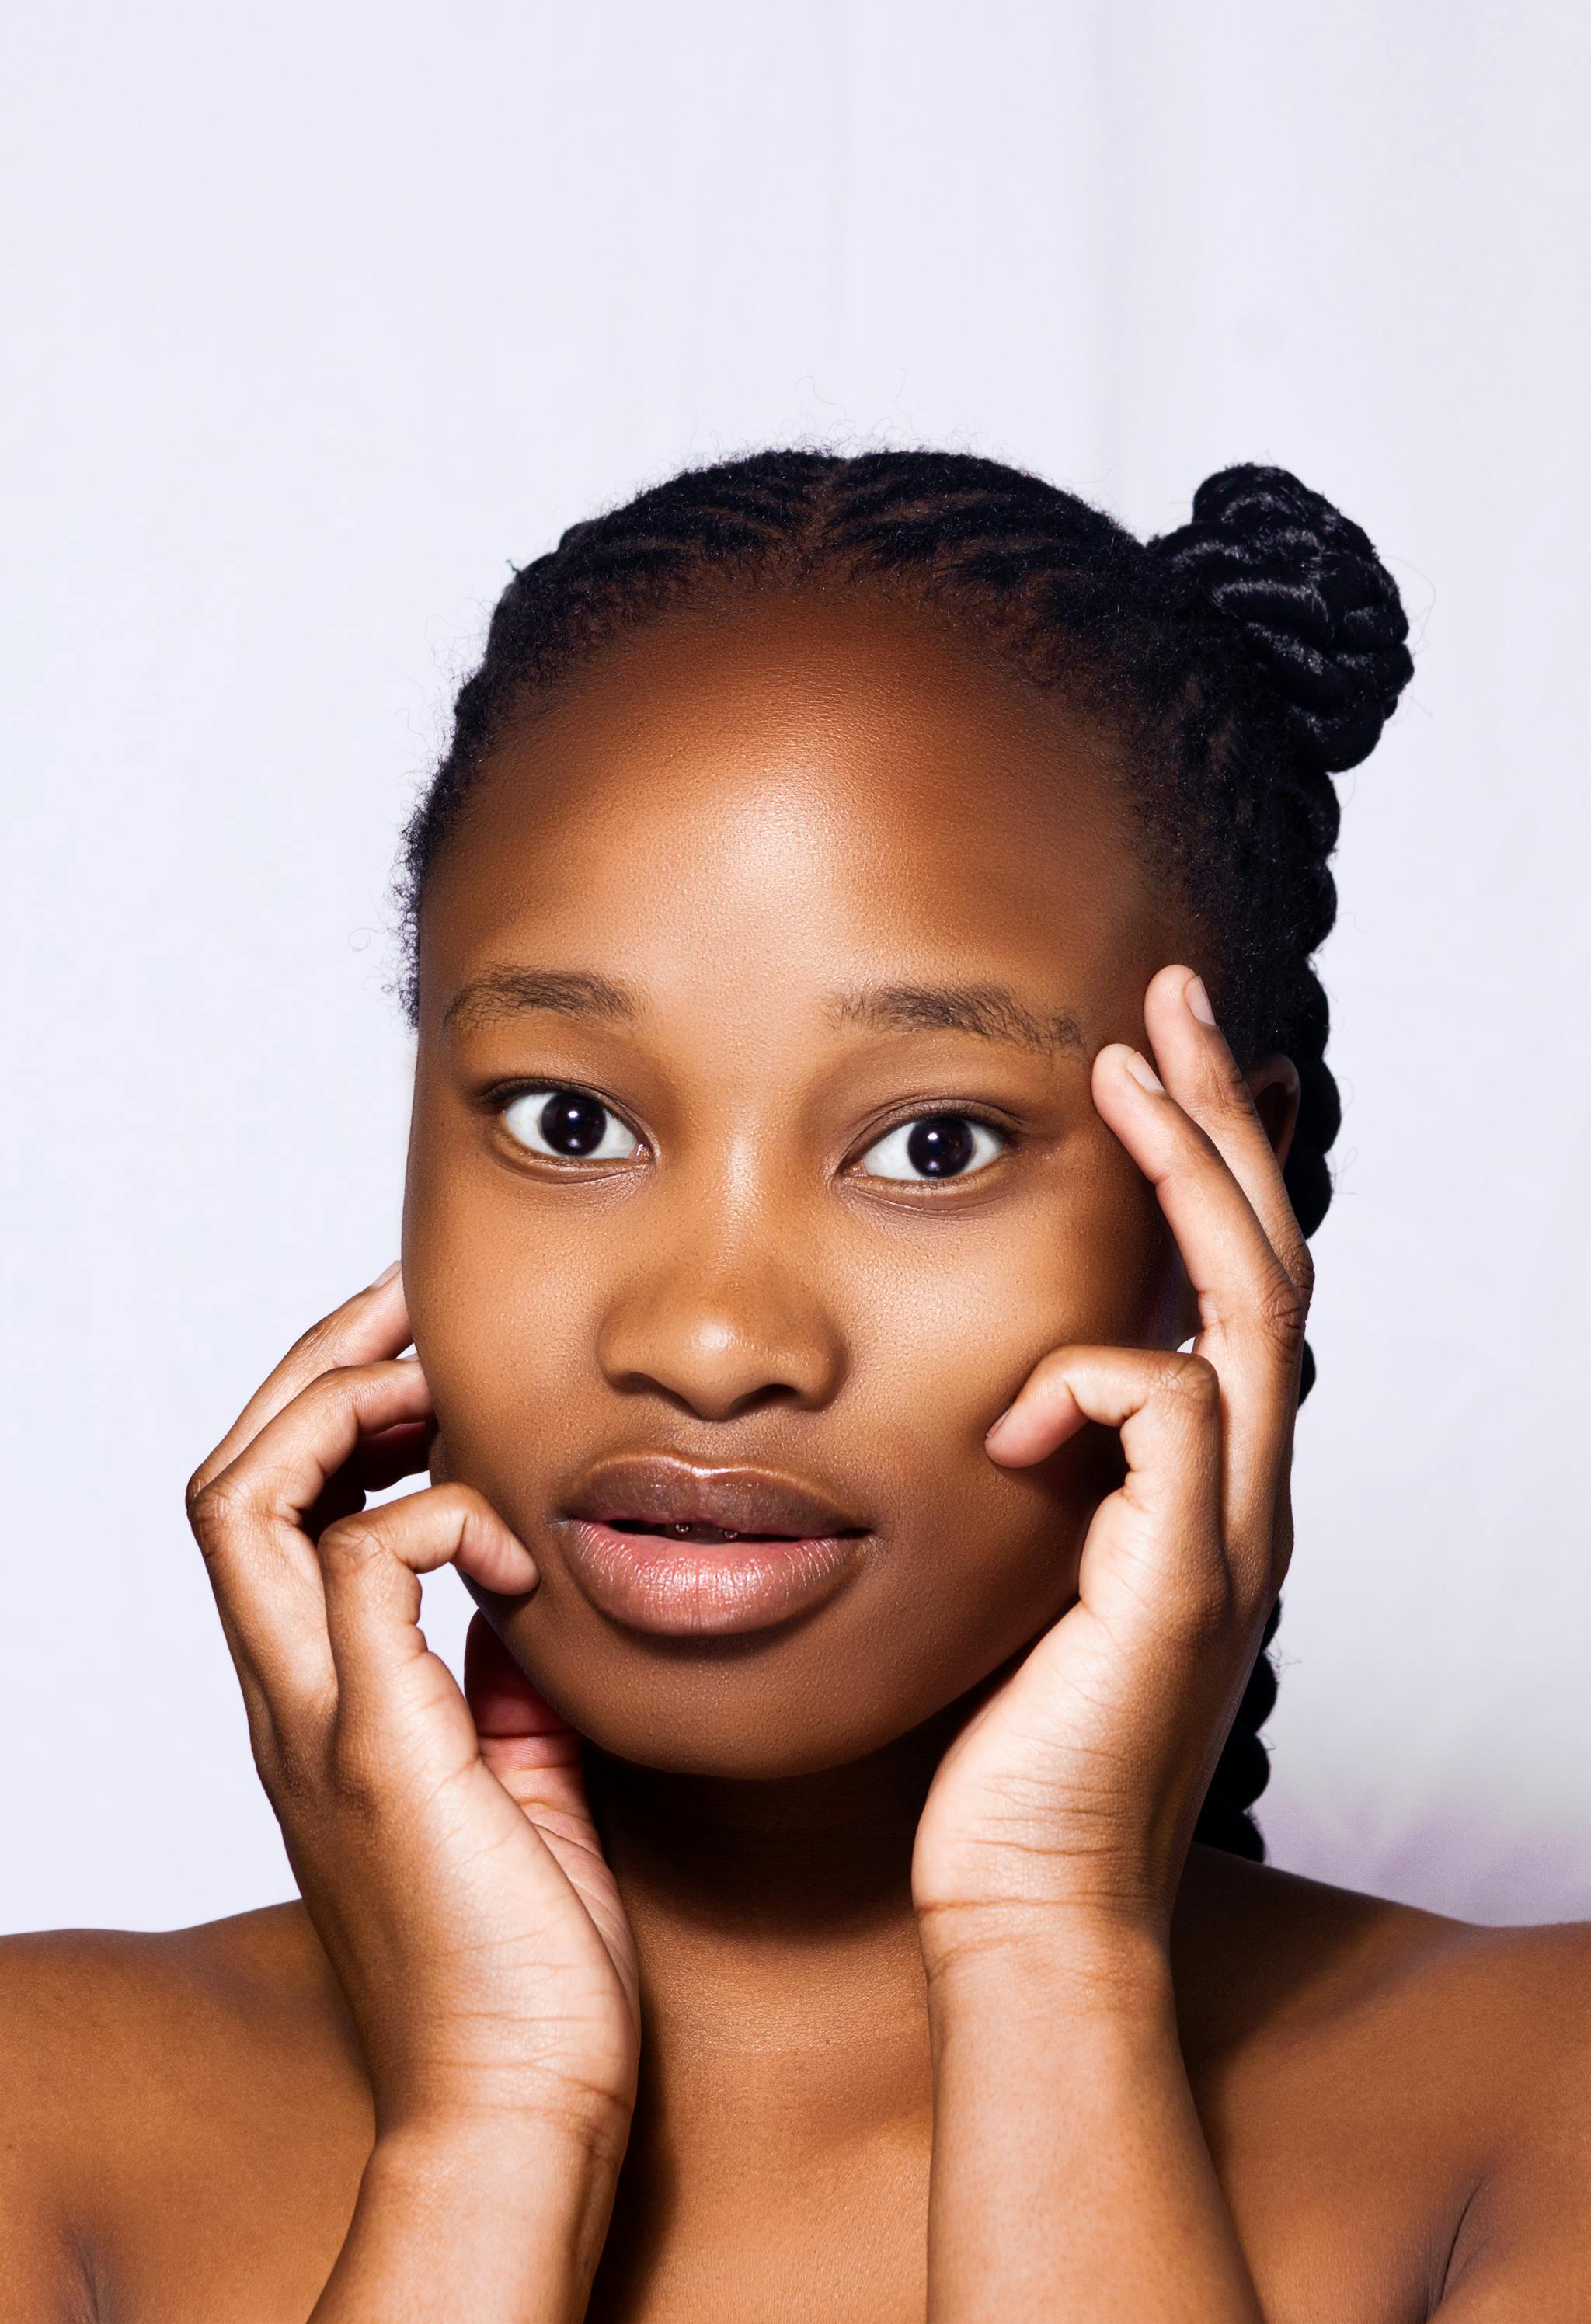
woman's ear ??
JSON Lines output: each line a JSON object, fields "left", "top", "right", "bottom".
{"left": 1248, "top": 1054, "right": 1302, "bottom": 1169}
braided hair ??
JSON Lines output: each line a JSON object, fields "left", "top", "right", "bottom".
{"left": 392, "top": 451, "right": 1412, "bottom": 1860}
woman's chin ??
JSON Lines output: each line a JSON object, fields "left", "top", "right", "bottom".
{"left": 484, "top": 1606, "right": 942, "bottom": 1781}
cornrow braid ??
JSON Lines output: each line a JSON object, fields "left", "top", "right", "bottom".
{"left": 392, "top": 449, "right": 1412, "bottom": 1862}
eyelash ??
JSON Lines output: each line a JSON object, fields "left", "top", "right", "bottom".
{"left": 485, "top": 1083, "right": 1018, "bottom": 1187}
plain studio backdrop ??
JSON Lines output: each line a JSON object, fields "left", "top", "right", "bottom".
{"left": 3, "top": 1, "right": 1588, "bottom": 1935}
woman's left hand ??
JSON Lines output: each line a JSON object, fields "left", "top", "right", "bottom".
{"left": 914, "top": 962, "right": 1312, "bottom": 1960}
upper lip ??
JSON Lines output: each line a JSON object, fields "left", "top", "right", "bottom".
{"left": 564, "top": 1455, "right": 867, "bottom": 1539}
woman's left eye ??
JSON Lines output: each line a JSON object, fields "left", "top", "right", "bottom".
{"left": 855, "top": 1113, "right": 1008, "bottom": 1183}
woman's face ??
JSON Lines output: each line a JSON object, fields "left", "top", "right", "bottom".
{"left": 404, "top": 591, "right": 1196, "bottom": 1776}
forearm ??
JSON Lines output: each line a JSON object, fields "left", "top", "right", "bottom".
{"left": 924, "top": 1919, "right": 1263, "bottom": 2324}
{"left": 309, "top": 2111, "right": 624, "bottom": 2324}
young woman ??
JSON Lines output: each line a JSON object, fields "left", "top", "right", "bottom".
{"left": 4, "top": 453, "right": 1587, "bottom": 2322}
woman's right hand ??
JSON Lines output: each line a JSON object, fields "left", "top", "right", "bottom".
{"left": 183, "top": 1263, "right": 639, "bottom": 2170}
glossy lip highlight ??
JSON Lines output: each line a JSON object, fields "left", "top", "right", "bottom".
{"left": 558, "top": 1455, "right": 871, "bottom": 1637}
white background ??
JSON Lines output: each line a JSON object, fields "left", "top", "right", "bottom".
{"left": 3, "top": 2, "right": 1587, "bottom": 1934}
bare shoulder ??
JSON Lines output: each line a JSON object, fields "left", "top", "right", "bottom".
{"left": 1175, "top": 1847, "right": 1591, "bottom": 2313}
{"left": 0, "top": 1905, "right": 371, "bottom": 2322}
{"left": 0, "top": 1899, "right": 367, "bottom": 2142}
{"left": 1176, "top": 1842, "right": 1591, "bottom": 2070}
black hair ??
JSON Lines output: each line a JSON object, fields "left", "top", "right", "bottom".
{"left": 392, "top": 450, "right": 1413, "bottom": 1861}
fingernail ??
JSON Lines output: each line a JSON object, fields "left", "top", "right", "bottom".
{"left": 369, "top": 1259, "right": 401, "bottom": 1288}
{"left": 1185, "top": 975, "right": 1217, "bottom": 1027}
{"left": 1124, "top": 1049, "right": 1165, "bottom": 1094}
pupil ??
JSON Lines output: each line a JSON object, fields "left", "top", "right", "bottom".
{"left": 540, "top": 1091, "right": 608, "bottom": 1157}
{"left": 906, "top": 1115, "right": 975, "bottom": 1178}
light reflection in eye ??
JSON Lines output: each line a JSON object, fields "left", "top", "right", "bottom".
{"left": 856, "top": 1114, "right": 1006, "bottom": 1182}
{"left": 502, "top": 1087, "right": 643, "bottom": 1161}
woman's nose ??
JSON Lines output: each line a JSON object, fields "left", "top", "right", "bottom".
{"left": 594, "top": 1236, "right": 848, "bottom": 1421}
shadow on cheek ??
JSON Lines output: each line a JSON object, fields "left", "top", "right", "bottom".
{"left": 999, "top": 1422, "right": 1129, "bottom": 1578}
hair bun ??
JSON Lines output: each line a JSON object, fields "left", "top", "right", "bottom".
{"left": 1149, "top": 464, "right": 1414, "bottom": 772}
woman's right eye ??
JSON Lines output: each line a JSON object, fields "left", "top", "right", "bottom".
{"left": 500, "top": 1087, "right": 644, "bottom": 1163}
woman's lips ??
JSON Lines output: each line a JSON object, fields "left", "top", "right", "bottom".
{"left": 560, "top": 1520, "right": 865, "bottom": 1636}
{"left": 558, "top": 1456, "right": 870, "bottom": 1637}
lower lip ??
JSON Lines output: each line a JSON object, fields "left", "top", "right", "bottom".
{"left": 559, "top": 1519, "right": 866, "bottom": 1637}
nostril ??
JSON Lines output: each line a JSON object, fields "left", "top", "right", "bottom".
{"left": 595, "top": 1286, "right": 848, "bottom": 1421}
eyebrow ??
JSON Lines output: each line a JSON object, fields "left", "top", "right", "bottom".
{"left": 825, "top": 983, "right": 1084, "bottom": 1059}
{"left": 443, "top": 967, "right": 641, "bottom": 1039}
{"left": 444, "top": 965, "right": 1084, "bottom": 1061}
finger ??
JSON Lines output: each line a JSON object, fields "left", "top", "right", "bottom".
{"left": 187, "top": 1469, "right": 339, "bottom": 1723}
{"left": 463, "top": 1614, "right": 595, "bottom": 1856}
{"left": 1093, "top": 1035, "right": 1306, "bottom": 1385}
{"left": 1138, "top": 969, "right": 1311, "bottom": 1587}
{"left": 345, "top": 1418, "right": 440, "bottom": 1494}
{"left": 464, "top": 1611, "right": 574, "bottom": 1742}
{"left": 987, "top": 1344, "right": 1227, "bottom": 1623}
{"left": 205, "top": 1359, "right": 435, "bottom": 1537}
{"left": 1091, "top": 1038, "right": 1304, "bottom": 1560}
{"left": 1143, "top": 965, "right": 1313, "bottom": 1303}
{"left": 301, "top": 1419, "right": 440, "bottom": 1539}
{"left": 187, "top": 1262, "right": 413, "bottom": 1502}
{"left": 187, "top": 1359, "right": 434, "bottom": 1713}
{"left": 205, "top": 1578, "right": 302, "bottom": 1785}
{"left": 982, "top": 1357, "right": 1090, "bottom": 1466}
{"left": 315, "top": 1484, "right": 537, "bottom": 1721}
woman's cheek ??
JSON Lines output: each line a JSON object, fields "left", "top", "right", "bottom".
{"left": 404, "top": 1190, "right": 602, "bottom": 1515}
{"left": 839, "top": 1162, "right": 1165, "bottom": 1608}
{"left": 858, "top": 1161, "right": 1168, "bottom": 1438}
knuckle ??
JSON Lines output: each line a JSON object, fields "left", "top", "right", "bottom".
{"left": 1155, "top": 1351, "right": 1221, "bottom": 1415}
{"left": 301, "top": 1359, "right": 406, "bottom": 1440}
{"left": 284, "top": 1320, "right": 391, "bottom": 1405}
{"left": 315, "top": 1512, "right": 382, "bottom": 1574}
{"left": 301, "top": 1360, "right": 371, "bottom": 1417}
{"left": 1290, "top": 1237, "right": 1317, "bottom": 1307}
{"left": 433, "top": 1480, "right": 492, "bottom": 1529}
{"left": 186, "top": 1473, "right": 245, "bottom": 1557}
{"left": 1016, "top": 1347, "right": 1075, "bottom": 1397}
{"left": 287, "top": 1309, "right": 350, "bottom": 1371}
{"left": 1255, "top": 1272, "right": 1309, "bottom": 1361}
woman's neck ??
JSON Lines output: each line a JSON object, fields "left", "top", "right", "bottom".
{"left": 587, "top": 1710, "right": 955, "bottom": 1927}
{"left": 582, "top": 1712, "right": 959, "bottom": 2137}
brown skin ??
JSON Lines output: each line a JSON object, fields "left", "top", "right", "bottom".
{"left": 409, "top": 595, "right": 1178, "bottom": 1777}
{"left": 3, "top": 593, "right": 1589, "bottom": 2321}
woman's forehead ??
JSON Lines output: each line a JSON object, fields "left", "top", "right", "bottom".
{"left": 416, "top": 592, "right": 1173, "bottom": 1029}
{"left": 494, "top": 586, "right": 1116, "bottom": 786}
{"left": 426, "top": 594, "right": 1152, "bottom": 876}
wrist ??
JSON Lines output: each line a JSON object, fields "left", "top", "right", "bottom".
{"left": 918, "top": 1905, "right": 1260, "bottom": 2324}
{"left": 374, "top": 2089, "right": 632, "bottom": 2187}
{"left": 923, "top": 1917, "right": 1182, "bottom": 2145}
{"left": 309, "top": 2116, "right": 624, "bottom": 2324}
{"left": 370, "top": 2044, "right": 635, "bottom": 2162}
{"left": 348, "top": 2114, "right": 625, "bottom": 2324}
{"left": 919, "top": 1899, "right": 1173, "bottom": 2020}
